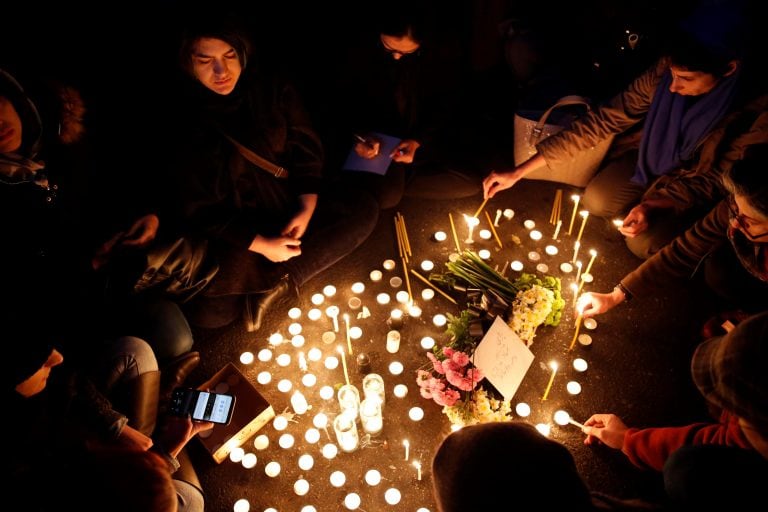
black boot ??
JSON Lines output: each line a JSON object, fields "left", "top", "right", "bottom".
{"left": 243, "top": 274, "right": 297, "bottom": 332}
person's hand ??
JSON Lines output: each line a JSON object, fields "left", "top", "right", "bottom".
{"left": 157, "top": 415, "right": 214, "bottom": 458}
{"left": 119, "top": 214, "right": 160, "bottom": 248}
{"left": 577, "top": 287, "right": 626, "bottom": 317}
{"left": 282, "top": 194, "right": 318, "bottom": 239}
{"left": 249, "top": 235, "right": 301, "bottom": 262}
{"left": 483, "top": 169, "right": 520, "bottom": 199}
{"left": 354, "top": 138, "right": 381, "bottom": 159}
{"left": 117, "top": 424, "right": 154, "bottom": 451}
{"left": 390, "top": 139, "right": 420, "bottom": 163}
{"left": 582, "top": 413, "right": 629, "bottom": 449}
{"left": 619, "top": 204, "right": 649, "bottom": 238}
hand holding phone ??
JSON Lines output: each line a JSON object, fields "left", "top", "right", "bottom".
{"left": 170, "top": 387, "right": 236, "bottom": 425}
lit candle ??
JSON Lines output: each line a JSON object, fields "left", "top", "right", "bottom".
{"left": 362, "top": 373, "right": 386, "bottom": 404}
{"left": 523, "top": 219, "right": 536, "bottom": 230}
{"left": 337, "top": 346, "right": 350, "bottom": 386}
{"left": 572, "top": 240, "right": 581, "bottom": 263}
{"left": 360, "top": 398, "right": 383, "bottom": 435}
{"left": 403, "top": 439, "right": 410, "bottom": 461}
{"left": 463, "top": 214, "right": 480, "bottom": 243}
{"left": 257, "top": 371, "right": 271, "bottom": 385}
{"left": 612, "top": 218, "right": 624, "bottom": 229}
{"left": 302, "top": 373, "right": 317, "bottom": 387}
{"left": 433, "top": 230, "right": 447, "bottom": 242}
{"left": 573, "top": 358, "right": 588, "bottom": 372}
{"left": 290, "top": 390, "right": 308, "bottom": 415}
{"left": 566, "top": 381, "right": 582, "bottom": 395}
{"left": 515, "top": 402, "right": 531, "bottom": 417}
{"left": 307, "top": 308, "right": 322, "bottom": 321}
{"left": 298, "top": 352, "right": 307, "bottom": 371}
{"left": 383, "top": 259, "right": 396, "bottom": 270}
{"left": 370, "top": 270, "right": 383, "bottom": 282}
{"left": 510, "top": 260, "right": 524, "bottom": 271}
{"left": 553, "top": 219, "right": 562, "bottom": 239}
{"left": 575, "top": 260, "right": 583, "bottom": 284}
{"left": 322, "top": 444, "right": 338, "bottom": 459}
{"left": 478, "top": 249, "right": 491, "bottom": 260}
{"left": 389, "top": 361, "right": 404, "bottom": 375}
{"left": 333, "top": 411, "right": 359, "bottom": 453}
{"left": 494, "top": 209, "right": 502, "bottom": 226}
{"left": 257, "top": 348, "right": 273, "bottom": 362}
{"left": 343, "top": 313, "right": 352, "bottom": 354}
{"left": 292, "top": 335, "right": 305, "bottom": 348}
{"left": 569, "top": 309, "right": 584, "bottom": 351}
{"left": 420, "top": 259, "right": 434, "bottom": 272}
{"left": 554, "top": 410, "right": 585, "bottom": 429}
{"left": 377, "top": 292, "right": 392, "bottom": 305}
{"left": 420, "top": 336, "right": 435, "bottom": 349}
{"left": 433, "top": 314, "right": 447, "bottom": 327}
{"left": 559, "top": 262, "right": 573, "bottom": 273}
{"left": 351, "top": 281, "right": 365, "bottom": 294}
{"left": 298, "top": 453, "right": 314, "bottom": 470}
{"left": 529, "top": 230, "right": 543, "bottom": 241}
{"left": 584, "top": 249, "right": 598, "bottom": 276}
{"left": 365, "top": 469, "right": 382, "bottom": 486}
{"left": 408, "top": 406, "right": 424, "bottom": 421}
{"left": 329, "top": 470, "right": 346, "bottom": 487}
{"left": 503, "top": 208, "right": 515, "bottom": 220}
{"left": 388, "top": 309, "right": 404, "bottom": 330}
{"left": 229, "top": 447, "right": 245, "bottom": 463}
{"left": 584, "top": 317, "right": 598, "bottom": 330}
{"left": 234, "top": 499, "right": 250, "bottom": 512}
{"left": 576, "top": 210, "right": 589, "bottom": 243}
{"left": 393, "top": 384, "right": 408, "bottom": 398}
{"left": 479, "top": 229, "right": 492, "bottom": 240}
{"left": 253, "top": 434, "right": 269, "bottom": 450}
{"left": 386, "top": 330, "right": 401, "bottom": 353}
{"left": 536, "top": 263, "right": 549, "bottom": 273}
{"left": 277, "top": 379, "right": 292, "bottom": 393}
{"left": 344, "top": 493, "right": 361, "bottom": 510}
{"left": 279, "top": 433, "right": 295, "bottom": 449}
{"left": 541, "top": 360, "right": 559, "bottom": 401}
{"left": 545, "top": 245, "right": 558, "bottom": 255}
{"left": 413, "top": 461, "right": 422, "bottom": 481}
{"left": 326, "top": 306, "right": 339, "bottom": 332}
{"left": 239, "top": 351, "right": 254, "bottom": 365}
{"left": 528, "top": 251, "right": 541, "bottom": 262}
{"left": 384, "top": 488, "right": 402, "bottom": 505}
{"left": 323, "top": 284, "right": 336, "bottom": 297}
{"left": 276, "top": 353, "right": 291, "bottom": 367}
{"left": 264, "top": 461, "right": 281, "bottom": 477}
{"left": 567, "top": 194, "right": 580, "bottom": 235}
{"left": 421, "top": 288, "right": 435, "bottom": 301}
{"left": 311, "top": 293, "right": 325, "bottom": 305}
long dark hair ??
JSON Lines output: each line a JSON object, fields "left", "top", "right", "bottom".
{"left": 722, "top": 144, "right": 768, "bottom": 218}
{"left": 178, "top": 16, "right": 254, "bottom": 77}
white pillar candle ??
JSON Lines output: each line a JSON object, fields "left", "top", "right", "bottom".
{"left": 241, "top": 453, "right": 257, "bottom": 469}
{"left": 321, "top": 331, "right": 336, "bottom": 345}
{"left": 288, "top": 307, "right": 302, "bottom": 319}
{"left": 253, "top": 435, "right": 269, "bottom": 450}
{"left": 396, "top": 290, "right": 410, "bottom": 304}
{"left": 313, "top": 413, "right": 328, "bottom": 429}
{"left": 384, "top": 488, "right": 402, "bottom": 505}
{"left": 360, "top": 398, "right": 383, "bottom": 435}
{"left": 293, "top": 478, "right": 309, "bottom": 496}
{"left": 362, "top": 373, "right": 386, "bottom": 404}
{"left": 559, "top": 262, "right": 573, "bottom": 273}
{"left": 351, "top": 281, "right": 365, "bottom": 294}
{"left": 386, "top": 331, "right": 401, "bottom": 354}
{"left": 536, "top": 263, "right": 549, "bottom": 273}
{"left": 298, "top": 453, "right": 314, "bottom": 470}
{"left": 323, "top": 284, "right": 336, "bottom": 297}
{"left": 408, "top": 304, "right": 422, "bottom": 317}
{"left": 349, "top": 326, "right": 362, "bottom": 339}
{"left": 527, "top": 251, "right": 541, "bottom": 261}
{"left": 324, "top": 356, "right": 339, "bottom": 370}
{"left": 503, "top": 208, "right": 515, "bottom": 220}
{"left": 288, "top": 322, "right": 302, "bottom": 336}
{"left": 239, "top": 351, "right": 254, "bottom": 364}
{"left": 393, "top": 384, "right": 408, "bottom": 398}
{"left": 365, "top": 469, "right": 382, "bottom": 486}
{"left": 584, "top": 318, "right": 598, "bottom": 330}
{"left": 389, "top": 361, "right": 404, "bottom": 375}
{"left": 329, "top": 470, "right": 346, "bottom": 487}
{"left": 383, "top": 259, "right": 396, "bottom": 270}
{"left": 264, "top": 461, "right": 281, "bottom": 477}
{"left": 290, "top": 391, "right": 308, "bottom": 415}
{"left": 494, "top": 209, "right": 503, "bottom": 226}
{"left": 524, "top": 219, "right": 535, "bottom": 230}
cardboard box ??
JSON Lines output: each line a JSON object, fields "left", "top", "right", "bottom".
{"left": 196, "top": 363, "right": 275, "bottom": 463}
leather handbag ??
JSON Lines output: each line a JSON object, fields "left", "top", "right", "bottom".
{"left": 514, "top": 95, "right": 613, "bottom": 188}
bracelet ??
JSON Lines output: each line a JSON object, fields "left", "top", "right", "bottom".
{"left": 615, "top": 283, "right": 632, "bottom": 301}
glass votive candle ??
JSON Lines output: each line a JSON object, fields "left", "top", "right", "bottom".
{"left": 573, "top": 358, "right": 588, "bottom": 372}
{"left": 362, "top": 373, "right": 385, "bottom": 404}
{"left": 433, "top": 231, "right": 447, "bottom": 242}
{"left": 393, "top": 384, "right": 408, "bottom": 398}
{"left": 420, "top": 259, "right": 434, "bottom": 272}
{"left": 311, "top": 293, "right": 325, "bottom": 305}
{"left": 323, "top": 284, "right": 337, "bottom": 297}
{"left": 337, "top": 384, "right": 361, "bottom": 418}
{"left": 479, "top": 229, "right": 492, "bottom": 240}
{"left": 433, "top": 314, "right": 447, "bottom": 327}
{"left": 351, "top": 281, "right": 365, "bottom": 294}
{"left": 420, "top": 336, "right": 436, "bottom": 349}
{"left": 277, "top": 379, "right": 292, "bottom": 393}
{"left": 239, "top": 351, "right": 254, "bottom": 364}
{"left": 370, "top": 270, "right": 383, "bottom": 282}
{"left": 386, "top": 330, "right": 401, "bottom": 353}
{"left": 421, "top": 288, "right": 435, "bottom": 301}
{"left": 333, "top": 411, "right": 360, "bottom": 453}
{"left": 360, "top": 398, "right": 383, "bottom": 435}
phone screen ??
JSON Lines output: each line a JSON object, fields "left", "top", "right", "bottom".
{"left": 171, "top": 388, "right": 235, "bottom": 425}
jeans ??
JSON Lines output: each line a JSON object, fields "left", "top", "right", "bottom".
{"left": 92, "top": 335, "right": 158, "bottom": 392}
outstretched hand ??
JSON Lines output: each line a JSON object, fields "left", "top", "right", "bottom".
{"left": 582, "top": 413, "right": 629, "bottom": 449}
{"left": 482, "top": 169, "right": 519, "bottom": 199}
{"left": 619, "top": 205, "right": 649, "bottom": 238}
{"left": 577, "top": 287, "right": 626, "bottom": 317}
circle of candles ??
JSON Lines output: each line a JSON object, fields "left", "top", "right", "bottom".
{"left": 384, "top": 488, "right": 402, "bottom": 505}
{"left": 344, "top": 493, "right": 361, "bottom": 510}
{"left": 288, "top": 322, "right": 302, "bottom": 335}
{"left": 321, "top": 331, "right": 336, "bottom": 344}
{"left": 523, "top": 219, "right": 536, "bottom": 229}
{"left": 553, "top": 410, "right": 571, "bottom": 426}
{"left": 264, "top": 461, "right": 281, "bottom": 477}
{"left": 545, "top": 245, "right": 558, "bottom": 255}
{"left": 578, "top": 334, "right": 593, "bottom": 346}
{"left": 370, "top": 270, "right": 383, "bottom": 282}
{"left": 433, "top": 314, "right": 447, "bottom": 327}
{"left": 503, "top": 208, "right": 515, "bottom": 220}
{"left": 291, "top": 335, "right": 306, "bottom": 348}
{"left": 527, "top": 251, "right": 541, "bottom": 261}
{"left": 257, "top": 349, "right": 273, "bottom": 362}
{"left": 229, "top": 447, "right": 245, "bottom": 463}
{"left": 313, "top": 413, "right": 328, "bottom": 429}
{"left": 389, "top": 361, "right": 404, "bottom": 375}
{"left": 324, "top": 356, "right": 339, "bottom": 370}
{"left": 383, "top": 259, "right": 396, "bottom": 270}
{"left": 288, "top": 307, "right": 302, "bottom": 319}
{"left": 567, "top": 381, "right": 582, "bottom": 395}
{"left": 239, "top": 351, "right": 254, "bottom": 365}
{"left": 573, "top": 358, "right": 588, "bottom": 372}
{"left": 311, "top": 293, "right": 325, "bottom": 305}
{"left": 234, "top": 498, "right": 250, "bottom": 512}
{"left": 389, "top": 276, "right": 403, "bottom": 288}
{"left": 535, "top": 423, "right": 551, "bottom": 437}
{"left": 241, "top": 453, "right": 257, "bottom": 469}
{"left": 322, "top": 443, "right": 338, "bottom": 459}
{"left": 393, "top": 384, "right": 408, "bottom": 398}
{"left": 560, "top": 262, "right": 574, "bottom": 273}
{"left": 307, "top": 347, "right": 322, "bottom": 361}
{"left": 478, "top": 249, "right": 491, "bottom": 260}
{"left": 386, "top": 331, "right": 401, "bottom": 353}
{"left": 307, "top": 308, "right": 322, "bottom": 321}
{"left": 479, "top": 229, "right": 492, "bottom": 240}
{"left": 348, "top": 297, "right": 362, "bottom": 310}
{"left": 293, "top": 478, "right": 309, "bottom": 496}
{"left": 408, "top": 304, "right": 422, "bottom": 317}
{"left": 323, "top": 284, "right": 337, "bottom": 297}
{"left": 349, "top": 326, "right": 363, "bottom": 339}
{"left": 409, "top": 406, "right": 425, "bottom": 421}
{"left": 268, "top": 332, "right": 284, "bottom": 346}
{"left": 434, "top": 230, "right": 447, "bottom": 242}
{"left": 305, "top": 428, "right": 321, "bottom": 444}
{"left": 319, "top": 386, "right": 334, "bottom": 400}
{"left": 273, "top": 415, "right": 289, "bottom": 431}
{"left": 277, "top": 379, "right": 292, "bottom": 393}
{"left": 298, "top": 453, "right": 314, "bottom": 470}
{"left": 330, "top": 470, "right": 346, "bottom": 487}
{"left": 253, "top": 434, "right": 269, "bottom": 450}
{"left": 351, "top": 281, "right": 366, "bottom": 294}
{"left": 420, "top": 336, "right": 436, "bottom": 349}
{"left": 529, "top": 230, "right": 543, "bottom": 241}
{"left": 420, "top": 259, "right": 435, "bottom": 272}
{"left": 377, "top": 293, "right": 391, "bottom": 305}
{"left": 510, "top": 260, "right": 524, "bottom": 271}
{"left": 515, "top": 402, "right": 531, "bottom": 417}
{"left": 584, "top": 318, "right": 598, "bottom": 330}
{"left": 421, "top": 288, "right": 435, "bottom": 301}
{"left": 279, "top": 434, "right": 295, "bottom": 449}
{"left": 257, "top": 371, "right": 272, "bottom": 385}
{"left": 276, "top": 353, "right": 291, "bottom": 367}
{"left": 536, "top": 263, "right": 549, "bottom": 273}
{"left": 302, "top": 373, "right": 317, "bottom": 387}
{"left": 365, "top": 469, "right": 382, "bottom": 486}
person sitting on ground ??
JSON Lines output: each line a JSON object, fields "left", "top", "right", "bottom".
{"left": 581, "top": 310, "right": 768, "bottom": 510}
{"left": 577, "top": 143, "right": 768, "bottom": 319}
{"left": 170, "top": 14, "right": 379, "bottom": 332}
{"left": 483, "top": 1, "right": 767, "bottom": 259}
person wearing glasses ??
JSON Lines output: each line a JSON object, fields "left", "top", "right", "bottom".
{"left": 319, "top": 1, "right": 480, "bottom": 210}
{"left": 578, "top": 144, "right": 768, "bottom": 319}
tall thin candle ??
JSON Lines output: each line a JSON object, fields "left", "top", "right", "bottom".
{"left": 448, "top": 213, "right": 461, "bottom": 252}
{"left": 473, "top": 197, "right": 489, "bottom": 218}
{"left": 569, "top": 311, "right": 584, "bottom": 351}
{"left": 553, "top": 219, "right": 562, "bottom": 239}
{"left": 541, "top": 361, "right": 559, "bottom": 401}
{"left": 576, "top": 210, "right": 590, "bottom": 243}
{"left": 343, "top": 314, "right": 352, "bottom": 354}
{"left": 567, "top": 195, "right": 580, "bottom": 235}
{"left": 584, "top": 249, "right": 598, "bottom": 276}
{"left": 337, "top": 346, "right": 350, "bottom": 386}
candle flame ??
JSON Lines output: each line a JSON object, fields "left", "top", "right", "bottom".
{"left": 549, "top": 361, "right": 558, "bottom": 370}
{"left": 579, "top": 210, "right": 589, "bottom": 218}
{"left": 571, "top": 194, "right": 580, "bottom": 201}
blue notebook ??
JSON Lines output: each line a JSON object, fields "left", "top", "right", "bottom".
{"left": 342, "top": 132, "right": 402, "bottom": 175}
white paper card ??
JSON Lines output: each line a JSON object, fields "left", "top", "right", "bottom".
{"left": 473, "top": 316, "right": 535, "bottom": 401}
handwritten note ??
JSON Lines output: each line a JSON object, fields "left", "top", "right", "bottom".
{"left": 473, "top": 316, "right": 534, "bottom": 401}
{"left": 342, "top": 132, "right": 402, "bottom": 175}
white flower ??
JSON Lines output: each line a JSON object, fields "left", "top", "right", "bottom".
{"left": 508, "top": 285, "right": 554, "bottom": 346}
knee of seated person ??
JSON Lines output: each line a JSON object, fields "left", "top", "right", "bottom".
{"left": 625, "top": 233, "right": 660, "bottom": 260}
{"left": 140, "top": 299, "right": 195, "bottom": 362}
{"left": 581, "top": 190, "right": 624, "bottom": 218}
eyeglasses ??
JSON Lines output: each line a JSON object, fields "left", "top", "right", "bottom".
{"left": 728, "top": 196, "right": 768, "bottom": 240}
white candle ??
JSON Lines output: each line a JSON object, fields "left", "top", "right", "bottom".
{"left": 420, "top": 259, "right": 435, "bottom": 272}
{"left": 389, "top": 276, "right": 402, "bottom": 288}
{"left": 403, "top": 439, "right": 410, "bottom": 461}
{"left": 298, "top": 453, "right": 314, "bottom": 470}
{"left": 573, "top": 358, "right": 588, "bottom": 372}
{"left": 234, "top": 499, "right": 250, "bottom": 512}
{"left": 396, "top": 290, "right": 410, "bottom": 304}
{"left": 362, "top": 373, "right": 386, "bottom": 405}
{"left": 515, "top": 402, "right": 531, "bottom": 417}
{"left": 433, "top": 314, "right": 447, "bottom": 327}
{"left": 479, "top": 229, "right": 492, "bottom": 240}
{"left": 386, "top": 330, "right": 401, "bottom": 353}
{"left": 319, "top": 385, "right": 334, "bottom": 400}
{"left": 529, "top": 229, "right": 542, "bottom": 241}
{"left": 298, "top": 351, "right": 308, "bottom": 371}
{"left": 290, "top": 391, "right": 308, "bottom": 415}
{"left": 553, "top": 219, "right": 562, "bottom": 239}
{"left": 256, "top": 371, "right": 272, "bottom": 385}
{"left": 365, "top": 469, "right": 382, "bottom": 486}
{"left": 567, "top": 194, "right": 580, "bottom": 235}
{"left": 307, "top": 347, "right": 322, "bottom": 361}
{"left": 524, "top": 219, "right": 536, "bottom": 230}
{"left": 567, "top": 381, "right": 582, "bottom": 395}
{"left": 313, "top": 413, "right": 328, "bottom": 429}
{"left": 528, "top": 251, "right": 541, "bottom": 261}
{"left": 264, "top": 461, "right": 281, "bottom": 477}
{"left": 503, "top": 208, "right": 515, "bottom": 220}
{"left": 344, "top": 493, "right": 361, "bottom": 510}
{"left": 360, "top": 398, "right": 383, "bottom": 435}
{"left": 536, "top": 263, "right": 549, "bottom": 273}
{"left": 257, "top": 348, "right": 273, "bottom": 362}
{"left": 384, "top": 488, "right": 402, "bottom": 505}
{"left": 413, "top": 461, "right": 422, "bottom": 481}
{"left": 292, "top": 335, "right": 306, "bottom": 348}
{"left": 408, "top": 406, "right": 424, "bottom": 421}
{"left": 322, "top": 443, "right": 338, "bottom": 460}
{"left": 421, "top": 288, "right": 435, "bottom": 301}
{"left": 393, "top": 384, "right": 408, "bottom": 398}
{"left": 239, "top": 351, "right": 254, "bottom": 364}
{"left": 348, "top": 297, "right": 362, "bottom": 310}
{"left": 578, "top": 334, "right": 593, "bottom": 346}
{"left": 584, "top": 249, "right": 598, "bottom": 276}
{"left": 584, "top": 318, "right": 598, "bottom": 330}
{"left": 304, "top": 428, "right": 320, "bottom": 444}
{"left": 349, "top": 326, "right": 362, "bottom": 339}
{"left": 329, "top": 470, "right": 346, "bottom": 487}
{"left": 323, "top": 284, "right": 336, "bottom": 297}
{"left": 321, "top": 331, "right": 336, "bottom": 345}
{"left": 383, "top": 259, "right": 396, "bottom": 270}
{"left": 278, "top": 433, "right": 295, "bottom": 449}
{"left": 324, "top": 356, "right": 339, "bottom": 370}
{"left": 420, "top": 336, "right": 436, "bottom": 349}
{"left": 301, "top": 373, "right": 316, "bottom": 387}
{"left": 389, "top": 361, "right": 404, "bottom": 375}
{"left": 307, "top": 308, "right": 322, "bottom": 321}
{"left": 333, "top": 411, "right": 359, "bottom": 452}
{"left": 613, "top": 218, "right": 624, "bottom": 229}
{"left": 229, "top": 447, "right": 245, "bottom": 463}
{"left": 288, "top": 307, "right": 302, "bottom": 319}
{"left": 276, "top": 353, "right": 291, "bottom": 367}
{"left": 464, "top": 214, "right": 480, "bottom": 243}
{"left": 370, "top": 270, "right": 383, "bottom": 282}
{"left": 511, "top": 260, "right": 524, "bottom": 271}
{"left": 277, "top": 379, "right": 292, "bottom": 393}
{"left": 560, "top": 262, "right": 573, "bottom": 273}
{"left": 268, "top": 332, "right": 284, "bottom": 346}
{"left": 478, "top": 249, "right": 491, "bottom": 260}
{"left": 351, "top": 281, "right": 365, "bottom": 294}
{"left": 575, "top": 260, "right": 583, "bottom": 283}
{"left": 311, "top": 293, "right": 325, "bottom": 305}
{"left": 545, "top": 245, "right": 558, "bottom": 255}
{"left": 434, "top": 230, "right": 447, "bottom": 242}
{"left": 494, "top": 209, "right": 503, "bottom": 226}
{"left": 572, "top": 240, "right": 581, "bottom": 264}
{"left": 376, "top": 292, "right": 391, "bottom": 305}
{"left": 293, "top": 478, "right": 309, "bottom": 496}
{"left": 535, "top": 423, "right": 552, "bottom": 437}
{"left": 253, "top": 435, "right": 269, "bottom": 450}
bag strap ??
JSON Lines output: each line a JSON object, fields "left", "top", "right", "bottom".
{"left": 218, "top": 128, "right": 289, "bottom": 179}
{"left": 532, "top": 95, "right": 593, "bottom": 140}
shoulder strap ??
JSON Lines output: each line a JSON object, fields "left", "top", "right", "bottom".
{"left": 218, "top": 129, "right": 289, "bottom": 179}
{"left": 533, "top": 95, "right": 593, "bottom": 139}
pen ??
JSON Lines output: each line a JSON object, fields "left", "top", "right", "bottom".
{"left": 353, "top": 133, "right": 374, "bottom": 148}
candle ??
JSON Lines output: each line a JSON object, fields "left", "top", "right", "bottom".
{"left": 348, "top": 297, "right": 362, "bottom": 310}
{"left": 307, "top": 308, "right": 322, "bottom": 321}
{"left": 422, "top": 288, "right": 436, "bottom": 301}
{"left": 420, "top": 259, "right": 435, "bottom": 272}
{"left": 389, "top": 276, "right": 403, "bottom": 288}
{"left": 349, "top": 326, "right": 362, "bottom": 339}
{"left": 403, "top": 439, "right": 410, "bottom": 461}
{"left": 420, "top": 336, "right": 435, "bottom": 349}
{"left": 393, "top": 384, "right": 408, "bottom": 398}
{"left": 578, "top": 334, "right": 593, "bottom": 347}
{"left": 277, "top": 379, "right": 292, "bottom": 393}
{"left": 307, "top": 347, "right": 322, "bottom": 361}
{"left": 433, "top": 230, "right": 447, "bottom": 242}
{"left": 478, "top": 249, "right": 491, "bottom": 260}
{"left": 510, "top": 260, "right": 524, "bottom": 271}
{"left": 333, "top": 411, "right": 359, "bottom": 452}
{"left": 553, "top": 219, "right": 562, "bottom": 239}
{"left": 384, "top": 488, "right": 402, "bottom": 505}
{"left": 344, "top": 493, "right": 361, "bottom": 510}
{"left": 473, "top": 197, "right": 489, "bottom": 218}
{"left": 535, "top": 423, "right": 551, "bottom": 437}
{"left": 396, "top": 290, "right": 410, "bottom": 304}
{"left": 529, "top": 229, "right": 543, "bottom": 241}
{"left": 330, "top": 470, "right": 346, "bottom": 487}
{"left": 360, "top": 398, "right": 383, "bottom": 435}
{"left": 365, "top": 469, "right": 382, "bottom": 486}
{"left": 566, "top": 381, "right": 582, "bottom": 395}
{"left": 584, "top": 317, "right": 598, "bottom": 330}
{"left": 573, "top": 358, "right": 588, "bottom": 372}
{"left": 494, "top": 209, "right": 503, "bottom": 226}
{"left": 298, "top": 351, "right": 308, "bottom": 371}
{"left": 239, "top": 351, "right": 254, "bottom": 365}
{"left": 389, "top": 361, "right": 404, "bottom": 375}
{"left": 319, "top": 385, "right": 334, "bottom": 400}
{"left": 584, "top": 249, "right": 598, "bottom": 276}
{"left": 528, "top": 251, "right": 541, "bottom": 262}
{"left": 433, "top": 314, "right": 447, "bottom": 327}
{"left": 575, "top": 260, "right": 583, "bottom": 284}
{"left": 342, "top": 313, "right": 352, "bottom": 354}
{"left": 291, "top": 391, "right": 308, "bottom": 415}
{"left": 323, "top": 284, "right": 337, "bottom": 297}
{"left": 567, "top": 194, "right": 580, "bottom": 235}
{"left": 572, "top": 240, "right": 581, "bottom": 263}
{"left": 536, "top": 263, "right": 549, "bottom": 273}
{"left": 554, "top": 410, "right": 584, "bottom": 429}
{"left": 413, "top": 461, "right": 422, "bottom": 481}
{"left": 264, "top": 461, "right": 281, "bottom": 477}
{"left": 370, "top": 270, "right": 383, "bottom": 282}
{"left": 337, "top": 384, "right": 360, "bottom": 418}
{"left": 338, "top": 346, "right": 350, "bottom": 386}
{"left": 559, "top": 262, "right": 573, "bottom": 273}
{"left": 386, "top": 330, "right": 401, "bottom": 354}
{"left": 523, "top": 219, "right": 536, "bottom": 230}
{"left": 479, "top": 229, "right": 492, "bottom": 240}
{"left": 377, "top": 292, "right": 392, "bottom": 305}
{"left": 293, "top": 478, "right": 309, "bottom": 496}
{"left": 279, "top": 433, "right": 295, "bottom": 449}
{"left": 276, "top": 353, "right": 291, "bottom": 367}
{"left": 545, "top": 245, "right": 558, "bottom": 255}
{"left": 311, "top": 293, "right": 325, "bottom": 305}
{"left": 322, "top": 444, "right": 338, "bottom": 460}
{"left": 234, "top": 499, "right": 250, "bottom": 512}
{"left": 229, "top": 447, "right": 245, "bottom": 463}
{"left": 257, "top": 371, "right": 272, "bottom": 385}
{"left": 576, "top": 210, "right": 589, "bottom": 243}
{"left": 326, "top": 306, "right": 340, "bottom": 332}
{"left": 503, "top": 208, "right": 515, "bottom": 220}
{"left": 304, "top": 428, "right": 320, "bottom": 445}
{"left": 268, "top": 332, "right": 284, "bottom": 346}
{"left": 351, "top": 281, "right": 365, "bottom": 294}
{"left": 356, "top": 352, "right": 371, "bottom": 374}
{"left": 383, "top": 259, "right": 396, "bottom": 270}
{"left": 298, "top": 453, "right": 314, "bottom": 470}
{"left": 362, "top": 373, "right": 386, "bottom": 404}
{"left": 257, "top": 348, "right": 273, "bottom": 362}
{"left": 569, "top": 311, "right": 584, "bottom": 351}
{"left": 448, "top": 212, "right": 461, "bottom": 252}
{"left": 292, "top": 335, "right": 305, "bottom": 348}
{"left": 541, "top": 360, "right": 559, "bottom": 401}
{"left": 253, "top": 434, "right": 269, "bottom": 450}
{"left": 408, "top": 406, "right": 425, "bottom": 421}
{"left": 464, "top": 214, "right": 480, "bottom": 243}
{"left": 388, "top": 309, "right": 404, "bottom": 330}
{"left": 515, "top": 402, "right": 531, "bottom": 417}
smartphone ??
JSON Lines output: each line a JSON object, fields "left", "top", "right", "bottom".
{"left": 170, "top": 387, "right": 236, "bottom": 425}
